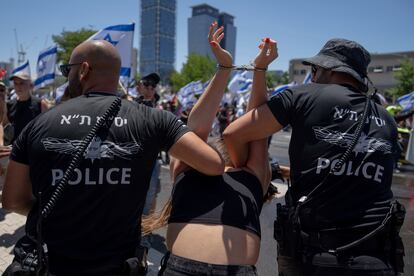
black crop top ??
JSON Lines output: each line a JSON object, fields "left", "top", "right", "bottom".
{"left": 168, "top": 169, "right": 264, "bottom": 238}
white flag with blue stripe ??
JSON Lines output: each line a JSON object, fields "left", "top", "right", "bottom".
{"left": 88, "top": 23, "right": 135, "bottom": 87}
{"left": 228, "top": 71, "right": 253, "bottom": 94}
{"left": 34, "top": 46, "right": 57, "bottom": 90}
{"left": 271, "top": 81, "right": 297, "bottom": 97}
{"left": 12, "top": 60, "right": 31, "bottom": 79}
{"left": 55, "top": 82, "right": 68, "bottom": 103}
{"left": 177, "top": 81, "right": 203, "bottom": 98}
{"left": 397, "top": 91, "right": 414, "bottom": 113}
{"left": 303, "top": 71, "right": 312, "bottom": 84}
{"left": 177, "top": 81, "right": 203, "bottom": 109}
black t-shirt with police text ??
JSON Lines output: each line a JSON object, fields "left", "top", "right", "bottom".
{"left": 267, "top": 83, "right": 398, "bottom": 233}
{"left": 11, "top": 93, "right": 189, "bottom": 274}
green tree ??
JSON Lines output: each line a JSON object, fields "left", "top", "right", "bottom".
{"left": 169, "top": 54, "right": 216, "bottom": 92}
{"left": 52, "top": 28, "right": 97, "bottom": 64}
{"left": 388, "top": 58, "right": 414, "bottom": 98}
{"left": 266, "top": 71, "right": 289, "bottom": 88}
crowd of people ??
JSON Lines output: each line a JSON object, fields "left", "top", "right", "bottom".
{"left": 0, "top": 21, "right": 407, "bottom": 276}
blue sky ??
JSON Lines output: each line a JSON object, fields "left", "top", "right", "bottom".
{"left": 1, "top": 0, "right": 413, "bottom": 74}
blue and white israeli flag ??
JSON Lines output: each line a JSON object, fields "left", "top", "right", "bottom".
{"left": 55, "top": 82, "right": 68, "bottom": 103}
{"left": 177, "top": 81, "right": 204, "bottom": 109}
{"left": 34, "top": 46, "right": 57, "bottom": 90}
{"left": 88, "top": 23, "right": 135, "bottom": 87}
{"left": 227, "top": 71, "right": 253, "bottom": 94}
{"left": 303, "top": 71, "right": 312, "bottom": 84}
{"left": 177, "top": 81, "right": 203, "bottom": 98}
{"left": 12, "top": 60, "right": 31, "bottom": 78}
{"left": 271, "top": 81, "right": 297, "bottom": 97}
{"left": 397, "top": 91, "right": 414, "bottom": 113}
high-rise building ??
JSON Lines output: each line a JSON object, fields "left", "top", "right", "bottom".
{"left": 218, "top": 12, "right": 236, "bottom": 60}
{"left": 188, "top": 4, "right": 237, "bottom": 62}
{"left": 140, "top": 0, "right": 176, "bottom": 81}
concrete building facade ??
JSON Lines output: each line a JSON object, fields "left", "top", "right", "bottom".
{"left": 289, "top": 51, "right": 414, "bottom": 92}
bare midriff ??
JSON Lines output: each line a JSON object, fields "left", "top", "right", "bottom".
{"left": 167, "top": 223, "right": 260, "bottom": 265}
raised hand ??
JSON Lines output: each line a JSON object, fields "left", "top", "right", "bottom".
{"left": 208, "top": 22, "right": 233, "bottom": 68}
{"left": 255, "top": 38, "right": 278, "bottom": 69}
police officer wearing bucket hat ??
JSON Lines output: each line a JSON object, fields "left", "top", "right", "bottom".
{"left": 224, "top": 38, "right": 404, "bottom": 275}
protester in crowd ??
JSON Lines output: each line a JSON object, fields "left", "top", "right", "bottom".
{"left": 0, "top": 82, "right": 8, "bottom": 143}
{"left": 0, "top": 81, "right": 11, "bottom": 181}
{"left": 224, "top": 39, "right": 404, "bottom": 275}
{"left": 135, "top": 72, "right": 165, "bottom": 249}
{"left": 6, "top": 71, "right": 48, "bottom": 144}
{"left": 143, "top": 23, "right": 280, "bottom": 276}
{"left": 2, "top": 40, "right": 224, "bottom": 275}
{"left": 136, "top": 73, "right": 161, "bottom": 107}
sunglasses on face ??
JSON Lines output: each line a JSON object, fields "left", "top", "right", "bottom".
{"left": 59, "top": 62, "right": 87, "bottom": 77}
{"left": 141, "top": 81, "right": 156, "bottom": 88}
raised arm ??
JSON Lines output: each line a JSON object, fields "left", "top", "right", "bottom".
{"left": 171, "top": 22, "right": 233, "bottom": 179}
{"left": 186, "top": 22, "right": 233, "bottom": 141}
{"left": 244, "top": 38, "right": 278, "bottom": 187}
{"left": 223, "top": 39, "right": 283, "bottom": 168}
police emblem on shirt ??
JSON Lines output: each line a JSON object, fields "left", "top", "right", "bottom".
{"left": 41, "top": 136, "right": 142, "bottom": 162}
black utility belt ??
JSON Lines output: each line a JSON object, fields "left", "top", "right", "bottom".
{"left": 273, "top": 200, "right": 406, "bottom": 273}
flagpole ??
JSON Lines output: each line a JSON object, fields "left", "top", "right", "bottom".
{"left": 52, "top": 63, "right": 56, "bottom": 100}
{"left": 118, "top": 79, "right": 128, "bottom": 96}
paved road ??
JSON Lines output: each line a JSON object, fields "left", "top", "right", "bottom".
{"left": 1, "top": 130, "right": 413, "bottom": 275}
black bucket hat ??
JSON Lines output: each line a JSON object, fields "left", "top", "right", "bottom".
{"left": 302, "top": 38, "right": 371, "bottom": 89}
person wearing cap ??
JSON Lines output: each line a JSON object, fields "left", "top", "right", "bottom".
{"left": 136, "top": 72, "right": 161, "bottom": 107}
{"left": 7, "top": 71, "right": 48, "bottom": 144}
{"left": 134, "top": 72, "right": 163, "bottom": 249}
{"left": 224, "top": 38, "right": 403, "bottom": 275}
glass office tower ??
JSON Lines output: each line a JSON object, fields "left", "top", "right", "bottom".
{"left": 140, "top": 0, "right": 176, "bottom": 81}
{"left": 188, "top": 4, "right": 236, "bottom": 62}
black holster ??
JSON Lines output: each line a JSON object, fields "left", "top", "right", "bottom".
{"left": 122, "top": 246, "right": 148, "bottom": 276}
{"left": 388, "top": 200, "right": 405, "bottom": 274}
{"left": 274, "top": 199, "right": 406, "bottom": 274}
{"left": 2, "top": 235, "right": 48, "bottom": 276}
{"left": 274, "top": 190, "right": 304, "bottom": 259}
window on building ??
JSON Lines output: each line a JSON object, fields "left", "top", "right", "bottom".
{"left": 293, "top": 70, "right": 299, "bottom": 75}
{"left": 386, "top": 66, "right": 393, "bottom": 72}
{"left": 373, "top": 66, "right": 383, "bottom": 73}
{"left": 393, "top": 65, "right": 402, "bottom": 71}
{"left": 300, "top": 69, "right": 306, "bottom": 75}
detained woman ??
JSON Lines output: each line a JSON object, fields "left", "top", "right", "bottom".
{"left": 145, "top": 23, "right": 280, "bottom": 276}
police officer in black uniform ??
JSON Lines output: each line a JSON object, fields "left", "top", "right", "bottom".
{"left": 2, "top": 40, "right": 224, "bottom": 275}
{"left": 224, "top": 39, "right": 405, "bottom": 275}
